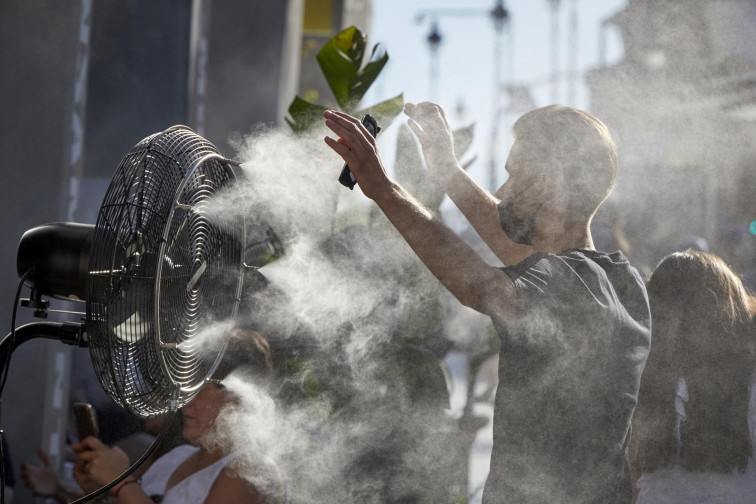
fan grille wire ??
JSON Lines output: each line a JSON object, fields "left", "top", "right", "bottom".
{"left": 86, "top": 126, "right": 244, "bottom": 418}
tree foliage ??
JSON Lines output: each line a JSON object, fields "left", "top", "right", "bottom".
{"left": 286, "top": 26, "right": 403, "bottom": 133}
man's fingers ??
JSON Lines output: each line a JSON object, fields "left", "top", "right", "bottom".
{"left": 324, "top": 135, "right": 353, "bottom": 160}
{"left": 324, "top": 115, "right": 358, "bottom": 141}
{"left": 324, "top": 136, "right": 363, "bottom": 173}
{"left": 324, "top": 114, "right": 375, "bottom": 154}
{"left": 406, "top": 118, "right": 424, "bottom": 139}
{"left": 417, "top": 101, "right": 447, "bottom": 121}
{"left": 324, "top": 121, "right": 363, "bottom": 155}
{"left": 324, "top": 109, "right": 360, "bottom": 124}
{"left": 405, "top": 101, "right": 445, "bottom": 122}
{"left": 405, "top": 102, "right": 429, "bottom": 122}
{"left": 324, "top": 110, "right": 367, "bottom": 135}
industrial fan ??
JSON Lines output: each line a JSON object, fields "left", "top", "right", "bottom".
{"left": 14, "top": 124, "right": 245, "bottom": 415}
{"left": 2, "top": 125, "right": 275, "bottom": 502}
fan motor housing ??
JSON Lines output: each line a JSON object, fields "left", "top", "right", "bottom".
{"left": 17, "top": 222, "right": 93, "bottom": 301}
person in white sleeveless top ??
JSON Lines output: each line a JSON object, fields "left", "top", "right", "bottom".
{"left": 630, "top": 251, "right": 756, "bottom": 504}
{"left": 73, "top": 330, "right": 287, "bottom": 504}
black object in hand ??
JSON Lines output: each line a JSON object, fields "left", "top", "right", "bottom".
{"left": 339, "top": 114, "right": 381, "bottom": 190}
{"left": 72, "top": 402, "right": 99, "bottom": 440}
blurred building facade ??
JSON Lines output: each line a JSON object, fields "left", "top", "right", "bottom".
{"left": 0, "top": 0, "right": 369, "bottom": 501}
{"left": 587, "top": 0, "right": 756, "bottom": 279}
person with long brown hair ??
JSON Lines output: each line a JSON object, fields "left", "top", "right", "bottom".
{"left": 631, "top": 250, "right": 756, "bottom": 502}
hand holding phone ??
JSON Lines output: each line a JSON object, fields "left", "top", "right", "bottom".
{"left": 338, "top": 114, "right": 381, "bottom": 190}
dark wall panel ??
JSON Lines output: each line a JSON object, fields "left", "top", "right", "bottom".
{"left": 204, "top": 0, "right": 289, "bottom": 155}
{"left": 83, "top": 0, "right": 191, "bottom": 179}
{"left": 0, "top": 2, "right": 80, "bottom": 502}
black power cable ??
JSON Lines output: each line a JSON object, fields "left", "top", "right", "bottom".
{"left": 0, "top": 269, "right": 33, "bottom": 504}
{"left": 0, "top": 270, "right": 31, "bottom": 397}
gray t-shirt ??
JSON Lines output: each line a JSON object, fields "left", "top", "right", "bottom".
{"left": 483, "top": 249, "right": 651, "bottom": 504}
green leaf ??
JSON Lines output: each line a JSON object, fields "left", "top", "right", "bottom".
{"left": 349, "top": 43, "right": 389, "bottom": 106}
{"left": 354, "top": 92, "right": 404, "bottom": 125}
{"left": 282, "top": 357, "right": 325, "bottom": 398}
{"left": 286, "top": 95, "right": 328, "bottom": 133}
{"left": 287, "top": 27, "right": 401, "bottom": 133}
{"left": 317, "top": 26, "right": 366, "bottom": 109}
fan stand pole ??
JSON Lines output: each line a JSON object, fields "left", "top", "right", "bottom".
{"left": 0, "top": 321, "right": 87, "bottom": 375}
{"left": 0, "top": 322, "right": 86, "bottom": 504}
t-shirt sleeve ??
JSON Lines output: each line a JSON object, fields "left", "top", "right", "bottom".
{"left": 502, "top": 252, "right": 556, "bottom": 297}
{"left": 495, "top": 253, "right": 570, "bottom": 357}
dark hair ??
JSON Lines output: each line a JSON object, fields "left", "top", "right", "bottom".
{"left": 512, "top": 105, "right": 617, "bottom": 216}
{"left": 211, "top": 329, "right": 274, "bottom": 383}
{"left": 633, "top": 250, "right": 754, "bottom": 474}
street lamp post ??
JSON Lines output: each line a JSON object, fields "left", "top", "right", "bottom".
{"left": 548, "top": 0, "right": 562, "bottom": 104}
{"left": 489, "top": 0, "right": 510, "bottom": 192}
{"left": 426, "top": 21, "right": 443, "bottom": 102}
{"left": 416, "top": 0, "right": 511, "bottom": 192}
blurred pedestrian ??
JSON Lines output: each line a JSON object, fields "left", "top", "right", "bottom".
{"left": 630, "top": 250, "right": 756, "bottom": 503}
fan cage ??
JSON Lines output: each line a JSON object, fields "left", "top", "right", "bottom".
{"left": 86, "top": 126, "right": 245, "bottom": 418}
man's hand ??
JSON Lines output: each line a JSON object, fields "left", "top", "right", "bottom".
{"left": 72, "top": 437, "right": 129, "bottom": 493}
{"left": 324, "top": 110, "right": 391, "bottom": 201}
{"left": 404, "top": 102, "right": 458, "bottom": 178}
{"left": 406, "top": 102, "right": 533, "bottom": 265}
{"left": 324, "top": 109, "right": 514, "bottom": 318}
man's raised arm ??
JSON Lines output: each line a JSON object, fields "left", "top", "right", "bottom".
{"left": 404, "top": 102, "right": 532, "bottom": 266}
{"left": 323, "top": 110, "right": 515, "bottom": 320}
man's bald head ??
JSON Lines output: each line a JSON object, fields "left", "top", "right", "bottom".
{"left": 512, "top": 105, "right": 617, "bottom": 217}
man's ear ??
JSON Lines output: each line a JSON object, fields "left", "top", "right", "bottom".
{"left": 537, "top": 174, "right": 562, "bottom": 209}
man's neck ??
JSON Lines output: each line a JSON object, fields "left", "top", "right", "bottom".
{"left": 531, "top": 216, "right": 594, "bottom": 254}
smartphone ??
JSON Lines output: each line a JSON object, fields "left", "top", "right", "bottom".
{"left": 338, "top": 114, "right": 381, "bottom": 190}
{"left": 71, "top": 402, "right": 99, "bottom": 441}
